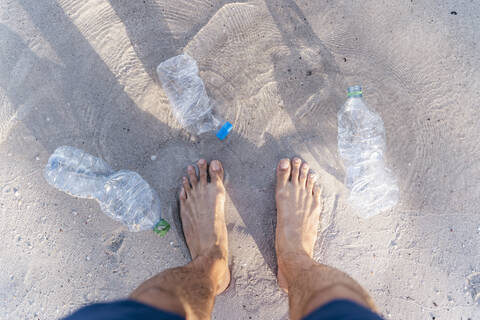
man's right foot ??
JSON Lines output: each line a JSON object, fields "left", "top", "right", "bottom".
{"left": 179, "top": 159, "right": 230, "bottom": 295}
{"left": 275, "top": 158, "right": 322, "bottom": 292}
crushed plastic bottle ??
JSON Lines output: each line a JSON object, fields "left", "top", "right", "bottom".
{"left": 44, "top": 146, "right": 170, "bottom": 235}
{"left": 337, "top": 86, "right": 399, "bottom": 218}
{"left": 466, "top": 272, "right": 480, "bottom": 303}
{"left": 157, "top": 53, "right": 233, "bottom": 140}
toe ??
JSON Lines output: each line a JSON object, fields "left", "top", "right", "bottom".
{"left": 188, "top": 165, "right": 197, "bottom": 186}
{"left": 209, "top": 160, "right": 224, "bottom": 182}
{"left": 313, "top": 183, "right": 321, "bottom": 204}
{"left": 179, "top": 188, "right": 187, "bottom": 222}
{"left": 182, "top": 177, "right": 191, "bottom": 195}
{"left": 276, "top": 159, "right": 291, "bottom": 188}
{"left": 179, "top": 187, "right": 187, "bottom": 201}
{"left": 299, "top": 162, "right": 309, "bottom": 187}
{"left": 198, "top": 159, "right": 207, "bottom": 184}
{"left": 291, "top": 157, "right": 301, "bottom": 184}
{"left": 307, "top": 172, "right": 316, "bottom": 193}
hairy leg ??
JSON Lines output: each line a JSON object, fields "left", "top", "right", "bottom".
{"left": 130, "top": 159, "right": 229, "bottom": 320}
{"left": 275, "top": 158, "right": 376, "bottom": 320}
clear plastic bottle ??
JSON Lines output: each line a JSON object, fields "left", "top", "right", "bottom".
{"left": 157, "top": 54, "right": 233, "bottom": 140}
{"left": 44, "top": 146, "right": 170, "bottom": 235}
{"left": 338, "top": 86, "right": 399, "bottom": 218}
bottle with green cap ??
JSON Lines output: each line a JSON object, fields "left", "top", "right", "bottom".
{"left": 44, "top": 146, "right": 170, "bottom": 235}
{"left": 157, "top": 54, "right": 233, "bottom": 140}
{"left": 338, "top": 85, "right": 399, "bottom": 218}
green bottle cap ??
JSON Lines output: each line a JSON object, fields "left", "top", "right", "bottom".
{"left": 153, "top": 219, "right": 171, "bottom": 236}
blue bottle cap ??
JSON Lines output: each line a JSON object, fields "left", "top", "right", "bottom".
{"left": 216, "top": 122, "right": 233, "bottom": 140}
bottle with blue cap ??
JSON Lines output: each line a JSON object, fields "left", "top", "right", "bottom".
{"left": 337, "top": 85, "right": 399, "bottom": 218}
{"left": 157, "top": 54, "right": 233, "bottom": 140}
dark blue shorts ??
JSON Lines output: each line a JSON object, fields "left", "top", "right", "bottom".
{"left": 64, "top": 299, "right": 383, "bottom": 320}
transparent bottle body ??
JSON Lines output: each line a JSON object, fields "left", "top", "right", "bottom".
{"left": 186, "top": 110, "right": 222, "bottom": 136}
{"left": 44, "top": 146, "right": 162, "bottom": 232}
{"left": 157, "top": 54, "right": 231, "bottom": 139}
{"left": 338, "top": 89, "right": 399, "bottom": 218}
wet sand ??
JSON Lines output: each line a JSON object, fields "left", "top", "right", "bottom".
{"left": 1, "top": 0, "right": 479, "bottom": 318}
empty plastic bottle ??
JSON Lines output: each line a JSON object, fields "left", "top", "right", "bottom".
{"left": 337, "top": 86, "right": 399, "bottom": 218}
{"left": 44, "top": 146, "right": 170, "bottom": 235}
{"left": 157, "top": 53, "right": 233, "bottom": 140}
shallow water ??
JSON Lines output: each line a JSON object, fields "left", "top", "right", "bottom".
{"left": 1, "top": 0, "right": 479, "bottom": 319}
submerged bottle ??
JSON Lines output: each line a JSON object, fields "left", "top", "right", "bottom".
{"left": 337, "top": 86, "right": 399, "bottom": 218}
{"left": 157, "top": 53, "right": 233, "bottom": 140}
{"left": 44, "top": 146, "right": 170, "bottom": 235}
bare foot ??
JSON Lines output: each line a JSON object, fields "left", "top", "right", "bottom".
{"left": 275, "top": 158, "right": 322, "bottom": 292}
{"left": 179, "top": 159, "right": 230, "bottom": 294}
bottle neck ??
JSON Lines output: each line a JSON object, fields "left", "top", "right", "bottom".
{"left": 347, "top": 86, "right": 363, "bottom": 98}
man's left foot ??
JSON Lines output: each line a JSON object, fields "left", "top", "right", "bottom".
{"left": 179, "top": 159, "right": 230, "bottom": 294}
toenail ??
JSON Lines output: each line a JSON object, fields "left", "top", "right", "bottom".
{"left": 211, "top": 160, "right": 219, "bottom": 171}
{"left": 280, "top": 159, "right": 289, "bottom": 169}
{"left": 188, "top": 166, "right": 194, "bottom": 172}
{"left": 199, "top": 159, "right": 206, "bottom": 165}
{"left": 293, "top": 158, "right": 301, "bottom": 164}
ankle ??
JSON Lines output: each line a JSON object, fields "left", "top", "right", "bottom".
{"left": 278, "top": 251, "right": 313, "bottom": 268}
{"left": 190, "top": 247, "right": 228, "bottom": 286}
{"left": 278, "top": 251, "right": 315, "bottom": 283}
{"left": 191, "top": 251, "right": 227, "bottom": 272}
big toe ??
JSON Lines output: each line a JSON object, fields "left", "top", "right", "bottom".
{"left": 209, "top": 160, "right": 224, "bottom": 181}
{"left": 276, "top": 158, "right": 291, "bottom": 188}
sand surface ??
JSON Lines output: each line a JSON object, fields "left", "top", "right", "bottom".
{"left": 1, "top": 0, "right": 480, "bottom": 319}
